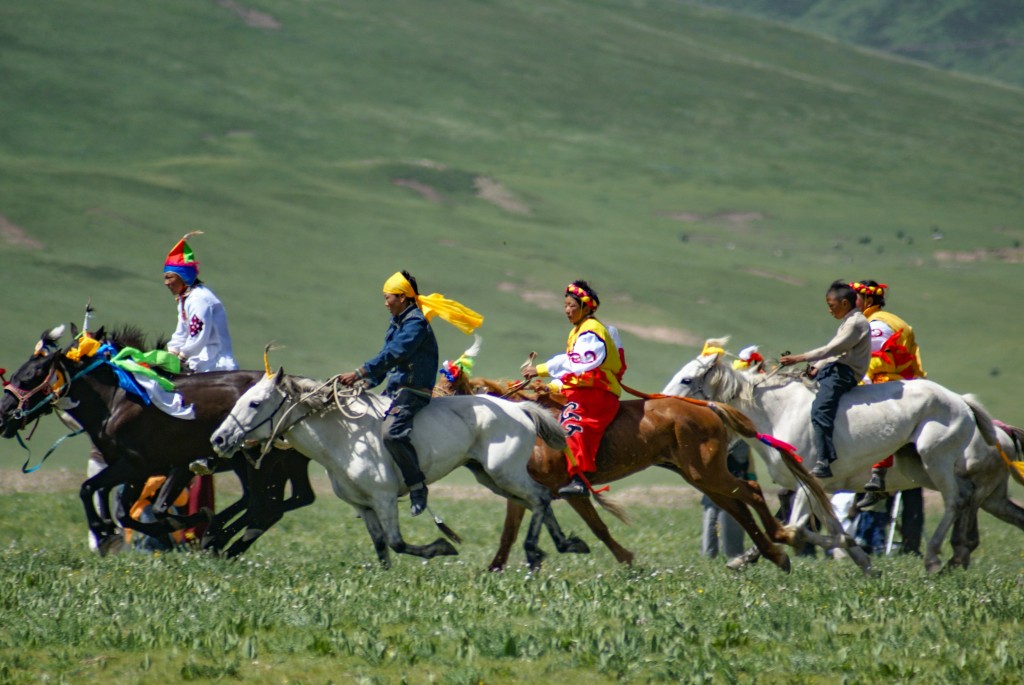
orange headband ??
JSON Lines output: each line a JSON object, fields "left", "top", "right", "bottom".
{"left": 850, "top": 281, "right": 887, "bottom": 297}
{"left": 565, "top": 284, "right": 597, "bottom": 310}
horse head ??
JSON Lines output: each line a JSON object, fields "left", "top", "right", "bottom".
{"left": 211, "top": 367, "right": 288, "bottom": 457}
{"left": 0, "top": 325, "right": 73, "bottom": 437}
{"left": 662, "top": 337, "right": 751, "bottom": 404}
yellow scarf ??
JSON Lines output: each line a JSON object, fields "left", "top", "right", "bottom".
{"left": 382, "top": 272, "right": 484, "bottom": 335}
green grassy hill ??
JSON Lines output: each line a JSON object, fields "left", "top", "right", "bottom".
{"left": 2, "top": 0, "right": 1023, "bottom": 463}
{"left": 695, "top": 0, "right": 1024, "bottom": 86}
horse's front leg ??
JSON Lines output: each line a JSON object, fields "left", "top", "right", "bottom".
{"left": 359, "top": 507, "right": 391, "bottom": 568}
{"left": 374, "top": 495, "right": 458, "bottom": 563}
{"left": 79, "top": 462, "right": 134, "bottom": 554}
{"left": 523, "top": 502, "right": 550, "bottom": 570}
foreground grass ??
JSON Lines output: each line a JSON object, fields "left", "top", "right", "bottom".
{"left": 1, "top": 488, "right": 1022, "bottom": 684}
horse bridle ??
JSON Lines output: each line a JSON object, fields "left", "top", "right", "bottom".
{"left": 3, "top": 355, "right": 71, "bottom": 425}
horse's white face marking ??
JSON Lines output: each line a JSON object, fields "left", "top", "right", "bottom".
{"left": 662, "top": 355, "right": 715, "bottom": 397}
{"left": 211, "top": 372, "right": 281, "bottom": 455}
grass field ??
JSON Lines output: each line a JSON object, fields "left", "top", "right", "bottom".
{"left": 0, "top": 475, "right": 1022, "bottom": 684}
{"left": 1, "top": 3, "right": 1023, "bottom": 681}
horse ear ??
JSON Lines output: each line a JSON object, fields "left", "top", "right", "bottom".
{"left": 273, "top": 367, "right": 285, "bottom": 385}
{"left": 94, "top": 326, "right": 106, "bottom": 340}
{"left": 45, "top": 324, "right": 66, "bottom": 342}
{"left": 70, "top": 322, "right": 79, "bottom": 338}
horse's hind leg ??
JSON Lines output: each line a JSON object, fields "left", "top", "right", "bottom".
{"left": 565, "top": 498, "right": 630, "bottom": 561}
{"left": 542, "top": 504, "right": 590, "bottom": 555}
{"left": 704, "top": 491, "right": 790, "bottom": 573}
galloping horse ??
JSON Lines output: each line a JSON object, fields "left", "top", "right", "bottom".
{"left": 434, "top": 349, "right": 861, "bottom": 574}
{"left": 0, "top": 325, "right": 314, "bottom": 557}
{"left": 663, "top": 339, "right": 1024, "bottom": 572}
{"left": 211, "top": 367, "right": 590, "bottom": 569}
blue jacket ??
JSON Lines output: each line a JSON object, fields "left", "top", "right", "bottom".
{"left": 360, "top": 305, "right": 439, "bottom": 396}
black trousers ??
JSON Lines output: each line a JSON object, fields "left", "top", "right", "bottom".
{"left": 382, "top": 388, "right": 431, "bottom": 487}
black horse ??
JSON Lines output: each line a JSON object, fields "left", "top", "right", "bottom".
{"left": 0, "top": 324, "right": 314, "bottom": 556}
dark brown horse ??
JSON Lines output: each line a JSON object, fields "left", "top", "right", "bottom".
{"left": 0, "top": 324, "right": 313, "bottom": 557}
{"left": 436, "top": 371, "right": 837, "bottom": 573}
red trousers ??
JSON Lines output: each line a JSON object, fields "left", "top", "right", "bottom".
{"left": 186, "top": 475, "right": 215, "bottom": 541}
{"left": 559, "top": 387, "right": 619, "bottom": 476}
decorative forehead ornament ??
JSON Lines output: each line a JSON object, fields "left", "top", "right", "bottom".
{"left": 565, "top": 283, "right": 597, "bottom": 310}
{"left": 850, "top": 281, "right": 887, "bottom": 297}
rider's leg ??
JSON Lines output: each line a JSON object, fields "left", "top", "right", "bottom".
{"left": 382, "top": 388, "right": 431, "bottom": 516}
{"left": 809, "top": 362, "right": 857, "bottom": 478}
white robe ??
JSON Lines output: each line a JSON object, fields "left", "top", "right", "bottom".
{"left": 167, "top": 285, "right": 237, "bottom": 373}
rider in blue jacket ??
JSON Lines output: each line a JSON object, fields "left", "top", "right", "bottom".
{"left": 339, "top": 271, "right": 483, "bottom": 516}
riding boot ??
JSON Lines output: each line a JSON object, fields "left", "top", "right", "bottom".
{"left": 384, "top": 437, "right": 428, "bottom": 515}
{"left": 557, "top": 474, "right": 589, "bottom": 497}
{"left": 809, "top": 458, "right": 833, "bottom": 479}
{"left": 409, "top": 483, "right": 428, "bottom": 517}
{"left": 855, "top": 490, "right": 886, "bottom": 509}
{"left": 863, "top": 467, "right": 887, "bottom": 492}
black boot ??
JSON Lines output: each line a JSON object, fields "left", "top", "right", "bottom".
{"left": 855, "top": 490, "right": 886, "bottom": 509}
{"left": 863, "top": 467, "right": 887, "bottom": 492}
{"left": 409, "top": 484, "right": 428, "bottom": 517}
{"left": 557, "top": 475, "right": 589, "bottom": 497}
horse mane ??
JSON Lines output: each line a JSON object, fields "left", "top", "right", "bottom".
{"left": 102, "top": 324, "right": 156, "bottom": 351}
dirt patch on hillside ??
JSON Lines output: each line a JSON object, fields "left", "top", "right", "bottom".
{"left": 0, "top": 214, "right": 44, "bottom": 249}
{"left": 392, "top": 179, "right": 443, "bottom": 203}
{"left": 474, "top": 177, "right": 531, "bottom": 216}
{"left": 217, "top": 0, "right": 281, "bottom": 29}
{"left": 663, "top": 211, "right": 766, "bottom": 231}
{"left": 743, "top": 268, "right": 805, "bottom": 287}
{"left": 934, "top": 247, "right": 1024, "bottom": 263}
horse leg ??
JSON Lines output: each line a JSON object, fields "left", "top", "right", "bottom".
{"left": 565, "top": 497, "right": 632, "bottom": 565}
{"left": 359, "top": 508, "right": 391, "bottom": 568}
{"left": 487, "top": 500, "right": 526, "bottom": 572}
{"left": 374, "top": 497, "right": 458, "bottom": 562}
{"left": 79, "top": 461, "right": 135, "bottom": 553}
{"left": 542, "top": 504, "right": 590, "bottom": 555}
{"left": 523, "top": 502, "right": 550, "bottom": 571}
{"left": 703, "top": 491, "right": 790, "bottom": 573}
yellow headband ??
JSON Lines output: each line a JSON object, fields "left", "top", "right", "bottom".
{"left": 381, "top": 272, "right": 484, "bottom": 335}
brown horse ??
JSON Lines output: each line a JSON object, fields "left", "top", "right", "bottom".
{"left": 436, "top": 370, "right": 841, "bottom": 574}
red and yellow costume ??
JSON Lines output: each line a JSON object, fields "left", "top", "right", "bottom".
{"left": 856, "top": 283, "right": 926, "bottom": 470}
{"left": 537, "top": 314, "right": 625, "bottom": 480}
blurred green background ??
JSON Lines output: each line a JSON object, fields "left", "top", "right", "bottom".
{"left": 2, "top": 0, "right": 1022, "bottom": 469}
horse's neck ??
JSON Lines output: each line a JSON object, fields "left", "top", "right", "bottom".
{"left": 747, "top": 380, "right": 812, "bottom": 425}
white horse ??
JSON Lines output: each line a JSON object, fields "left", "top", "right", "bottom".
{"left": 663, "top": 338, "right": 1024, "bottom": 573}
{"left": 210, "top": 369, "right": 589, "bottom": 569}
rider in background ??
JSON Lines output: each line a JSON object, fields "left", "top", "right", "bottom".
{"left": 779, "top": 280, "right": 870, "bottom": 479}
{"left": 164, "top": 232, "right": 237, "bottom": 536}
{"left": 338, "top": 271, "right": 483, "bottom": 517}
{"left": 522, "top": 280, "right": 626, "bottom": 497}
{"left": 852, "top": 280, "right": 926, "bottom": 497}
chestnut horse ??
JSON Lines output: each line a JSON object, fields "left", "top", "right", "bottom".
{"left": 436, "top": 358, "right": 855, "bottom": 574}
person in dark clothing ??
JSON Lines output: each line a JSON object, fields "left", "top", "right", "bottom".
{"left": 339, "top": 271, "right": 483, "bottom": 516}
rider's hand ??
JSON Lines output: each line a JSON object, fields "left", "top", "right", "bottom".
{"left": 779, "top": 354, "right": 804, "bottom": 367}
{"left": 338, "top": 371, "right": 360, "bottom": 386}
{"left": 521, "top": 365, "right": 538, "bottom": 380}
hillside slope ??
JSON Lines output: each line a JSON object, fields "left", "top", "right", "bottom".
{"left": 695, "top": 0, "right": 1024, "bottom": 86}
{"left": 1, "top": 0, "right": 1023, "bottom": 458}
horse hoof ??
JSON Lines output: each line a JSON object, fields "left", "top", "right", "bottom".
{"left": 725, "top": 556, "right": 747, "bottom": 572}
{"left": 563, "top": 536, "right": 590, "bottom": 555}
{"left": 487, "top": 563, "right": 506, "bottom": 573}
{"left": 98, "top": 534, "right": 126, "bottom": 557}
{"left": 778, "top": 554, "right": 792, "bottom": 574}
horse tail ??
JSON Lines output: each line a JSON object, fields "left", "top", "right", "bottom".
{"left": 962, "top": 394, "right": 998, "bottom": 446}
{"left": 706, "top": 402, "right": 758, "bottom": 438}
{"left": 762, "top": 434, "right": 835, "bottom": 525}
{"left": 965, "top": 394, "right": 1024, "bottom": 487}
{"left": 593, "top": 492, "right": 631, "bottom": 525}
{"left": 518, "top": 400, "right": 567, "bottom": 450}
